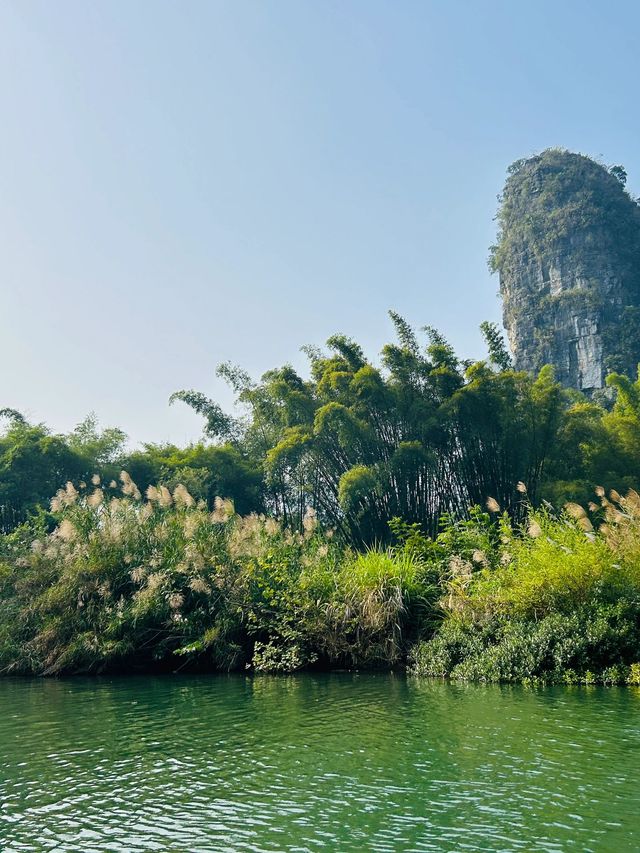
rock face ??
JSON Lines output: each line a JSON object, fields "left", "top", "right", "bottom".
{"left": 492, "top": 150, "right": 640, "bottom": 393}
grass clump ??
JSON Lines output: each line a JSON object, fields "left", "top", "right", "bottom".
{"left": 0, "top": 475, "right": 435, "bottom": 675}
{"left": 410, "top": 490, "right": 640, "bottom": 684}
{"left": 4, "top": 472, "right": 640, "bottom": 683}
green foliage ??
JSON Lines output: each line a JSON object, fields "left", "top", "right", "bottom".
{"left": 609, "top": 164, "right": 627, "bottom": 186}
{"left": 410, "top": 605, "right": 640, "bottom": 684}
{"left": 3, "top": 465, "right": 640, "bottom": 681}
{"left": 490, "top": 148, "right": 640, "bottom": 275}
{"left": 4, "top": 304, "right": 640, "bottom": 682}
{"left": 169, "top": 390, "right": 237, "bottom": 440}
{"left": 0, "top": 479, "right": 436, "bottom": 675}
{"left": 67, "top": 414, "right": 127, "bottom": 469}
{"left": 480, "top": 321, "right": 512, "bottom": 371}
{"left": 0, "top": 421, "right": 84, "bottom": 531}
{"left": 123, "top": 442, "right": 263, "bottom": 515}
{"left": 0, "top": 409, "right": 26, "bottom": 425}
{"left": 0, "top": 310, "right": 586, "bottom": 546}
{"left": 410, "top": 490, "right": 640, "bottom": 683}
{"left": 544, "top": 367, "right": 640, "bottom": 504}
{"left": 338, "top": 465, "right": 380, "bottom": 516}
{"left": 175, "top": 312, "right": 566, "bottom": 545}
{"left": 0, "top": 408, "right": 264, "bottom": 533}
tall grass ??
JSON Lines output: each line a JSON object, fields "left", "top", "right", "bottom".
{"left": 411, "top": 490, "right": 640, "bottom": 684}
{"left": 0, "top": 474, "right": 434, "bottom": 675}
{"left": 4, "top": 475, "right": 640, "bottom": 682}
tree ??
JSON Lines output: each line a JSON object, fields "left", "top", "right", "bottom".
{"left": 67, "top": 413, "right": 127, "bottom": 476}
{"left": 479, "top": 321, "right": 512, "bottom": 371}
{"left": 0, "top": 420, "right": 84, "bottom": 529}
{"left": 174, "top": 313, "right": 567, "bottom": 544}
{"left": 121, "top": 442, "right": 263, "bottom": 514}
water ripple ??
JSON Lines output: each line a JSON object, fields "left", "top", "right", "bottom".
{"left": 1, "top": 675, "right": 639, "bottom": 851}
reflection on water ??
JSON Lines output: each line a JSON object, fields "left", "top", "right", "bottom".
{"left": 1, "top": 674, "right": 639, "bottom": 851}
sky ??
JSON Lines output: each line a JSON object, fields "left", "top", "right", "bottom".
{"left": 2, "top": 0, "right": 640, "bottom": 447}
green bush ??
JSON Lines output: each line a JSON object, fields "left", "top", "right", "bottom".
{"left": 410, "top": 604, "right": 640, "bottom": 684}
{"left": 410, "top": 491, "right": 640, "bottom": 683}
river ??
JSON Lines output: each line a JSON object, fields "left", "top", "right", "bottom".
{"left": 1, "top": 674, "right": 638, "bottom": 851}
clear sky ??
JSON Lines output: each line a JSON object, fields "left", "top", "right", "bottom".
{"left": 2, "top": 1, "right": 639, "bottom": 447}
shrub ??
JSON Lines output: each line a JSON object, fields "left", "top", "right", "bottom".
{"left": 411, "top": 490, "right": 640, "bottom": 683}
{"left": 410, "top": 604, "right": 640, "bottom": 684}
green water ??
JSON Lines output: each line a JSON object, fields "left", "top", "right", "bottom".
{"left": 1, "top": 675, "right": 639, "bottom": 852}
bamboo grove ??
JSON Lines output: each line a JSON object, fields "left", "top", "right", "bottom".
{"left": 4, "top": 313, "right": 640, "bottom": 546}
{"left": 169, "top": 314, "right": 563, "bottom": 545}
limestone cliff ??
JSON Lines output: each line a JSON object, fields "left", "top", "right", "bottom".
{"left": 491, "top": 150, "right": 640, "bottom": 393}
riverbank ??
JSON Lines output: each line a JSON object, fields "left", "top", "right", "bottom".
{"left": 2, "top": 479, "right": 640, "bottom": 684}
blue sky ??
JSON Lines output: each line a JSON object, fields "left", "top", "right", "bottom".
{"left": 2, "top": 1, "right": 639, "bottom": 446}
